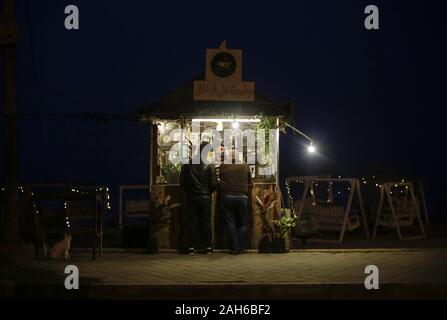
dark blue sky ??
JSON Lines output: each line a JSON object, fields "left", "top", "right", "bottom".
{"left": 1, "top": 0, "right": 445, "bottom": 200}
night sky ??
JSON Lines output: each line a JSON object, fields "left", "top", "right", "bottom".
{"left": 1, "top": 1, "right": 446, "bottom": 214}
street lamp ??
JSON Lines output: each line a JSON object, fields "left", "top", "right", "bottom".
{"left": 285, "top": 123, "right": 316, "bottom": 154}
{"left": 307, "top": 142, "right": 316, "bottom": 153}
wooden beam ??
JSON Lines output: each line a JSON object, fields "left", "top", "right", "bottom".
{"left": 1, "top": 0, "right": 19, "bottom": 253}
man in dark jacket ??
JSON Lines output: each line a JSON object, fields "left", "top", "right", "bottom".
{"left": 219, "top": 160, "right": 252, "bottom": 255}
{"left": 180, "top": 143, "right": 216, "bottom": 254}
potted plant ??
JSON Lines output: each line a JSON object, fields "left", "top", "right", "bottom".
{"left": 146, "top": 193, "right": 180, "bottom": 253}
{"left": 272, "top": 214, "right": 296, "bottom": 253}
{"left": 254, "top": 190, "right": 277, "bottom": 253}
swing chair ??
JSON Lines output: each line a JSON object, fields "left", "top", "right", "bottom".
{"left": 286, "top": 176, "right": 370, "bottom": 244}
{"left": 372, "top": 182, "right": 426, "bottom": 240}
{"left": 415, "top": 181, "right": 430, "bottom": 227}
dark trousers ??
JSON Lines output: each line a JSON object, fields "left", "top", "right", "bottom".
{"left": 187, "top": 195, "right": 212, "bottom": 249}
{"left": 220, "top": 195, "right": 249, "bottom": 251}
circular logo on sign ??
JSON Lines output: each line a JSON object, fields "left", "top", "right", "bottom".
{"left": 211, "top": 52, "right": 237, "bottom": 77}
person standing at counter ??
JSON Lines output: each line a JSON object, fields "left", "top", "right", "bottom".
{"left": 219, "top": 159, "right": 253, "bottom": 255}
{"left": 180, "top": 142, "right": 216, "bottom": 255}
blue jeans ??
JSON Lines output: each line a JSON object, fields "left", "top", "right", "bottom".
{"left": 220, "top": 195, "right": 249, "bottom": 251}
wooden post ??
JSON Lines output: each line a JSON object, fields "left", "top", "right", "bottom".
{"left": 1, "top": 0, "right": 20, "bottom": 253}
{"left": 385, "top": 184, "right": 403, "bottom": 240}
{"left": 118, "top": 185, "right": 123, "bottom": 227}
{"left": 372, "top": 186, "right": 384, "bottom": 239}
{"left": 418, "top": 183, "right": 430, "bottom": 226}
{"left": 356, "top": 180, "right": 370, "bottom": 239}
{"left": 338, "top": 180, "right": 355, "bottom": 243}
{"left": 91, "top": 187, "right": 99, "bottom": 260}
{"left": 409, "top": 183, "right": 426, "bottom": 239}
{"left": 327, "top": 181, "right": 334, "bottom": 203}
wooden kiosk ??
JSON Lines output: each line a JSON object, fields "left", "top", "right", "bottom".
{"left": 139, "top": 42, "right": 292, "bottom": 249}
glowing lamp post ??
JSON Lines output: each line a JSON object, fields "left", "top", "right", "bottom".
{"left": 307, "top": 142, "right": 316, "bottom": 153}
{"left": 285, "top": 123, "right": 316, "bottom": 154}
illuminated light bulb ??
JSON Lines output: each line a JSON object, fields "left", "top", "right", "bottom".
{"left": 216, "top": 122, "right": 223, "bottom": 132}
{"left": 307, "top": 143, "right": 316, "bottom": 153}
{"left": 157, "top": 122, "right": 166, "bottom": 132}
{"left": 232, "top": 121, "right": 239, "bottom": 129}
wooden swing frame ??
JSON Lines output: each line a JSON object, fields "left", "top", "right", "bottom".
{"left": 372, "top": 182, "right": 426, "bottom": 240}
{"left": 286, "top": 177, "right": 370, "bottom": 244}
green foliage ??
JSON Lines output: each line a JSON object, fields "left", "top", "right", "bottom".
{"left": 272, "top": 214, "right": 296, "bottom": 239}
{"left": 163, "top": 162, "right": 181, "bottom": 174}
{"left": 253, "top": 115, "right": 276, "bottom": 160}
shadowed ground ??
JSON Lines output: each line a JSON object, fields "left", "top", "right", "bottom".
{"left": 1, "top": 248, "right": 447, "bottom": 299}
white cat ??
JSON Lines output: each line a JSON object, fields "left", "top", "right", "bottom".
{"left": 50, "top": 233, "right": 72, "bottom": 260}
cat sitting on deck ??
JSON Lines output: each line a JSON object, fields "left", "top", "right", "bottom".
{"left": 50, "top": 233, "right": 72, "bottom": 260}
